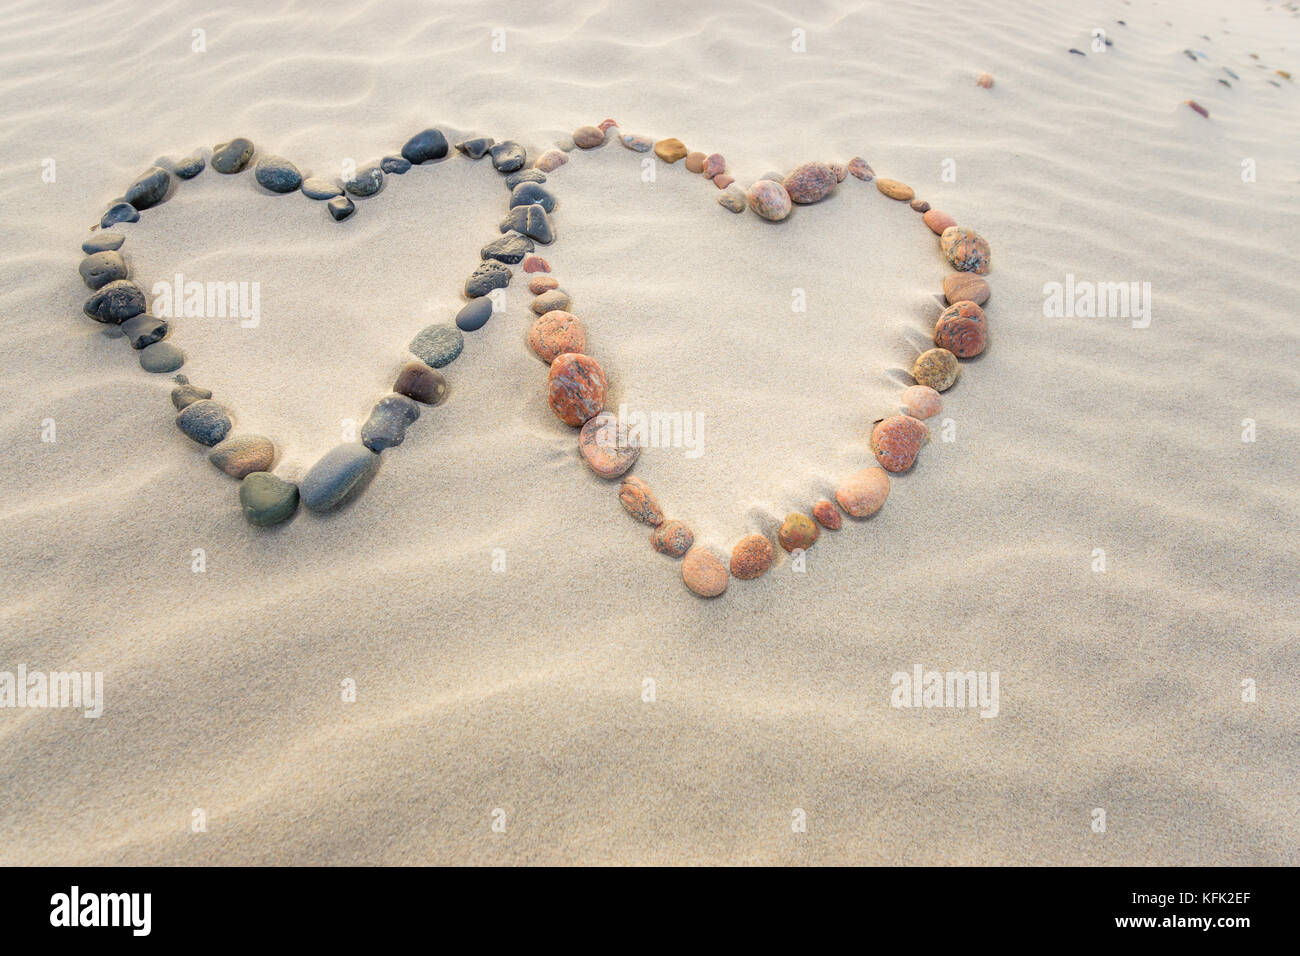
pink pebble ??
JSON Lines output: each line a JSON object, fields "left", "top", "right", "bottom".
{"left": 703, "top": 153, "right": 726, "bottom": 178}
{"left": 829, "top": 162, "right": 848, "bottom": 182}
{"left": 522, "top": 256, "right": 550, "bottom": 273}
{"left": 835, "top": 467, "right": 890, "bottom": 518}
{"left": 598, "top": 118, "right": 619, "bottom": 133}
{"left": 900, "top": 385, "right": 942, "bottom": 419}
{"left": 534, "top": 149, "right": 569, "bottom": 172}
{"left": 848, "top": 157, "right": 874, "bottom": 181}
{"left": 870, "top": 416, "right": 929, "bottom": 473}
{"left": 713, "top": 174, "right": 735, "bottom": 189}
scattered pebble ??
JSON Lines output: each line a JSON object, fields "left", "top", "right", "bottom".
{"left": 174, "top": 152, "right": 205, "bottom": 179}
{"left": 176, "top": 399, "right": 232, "bottom": 446}
{"left": 124, "top": 166, "right": 170, "bottom": 210}
{"left": 812, "top": 499, "right": 842, "bottom": 530}
{"left": 718, "top": 184, "right": 747, "bottom": 213}
{"left": 82, "top": 232, "right": 125, "bottom": 254}
{"left": 620, "top": 133, "right": 653, "bottom": 152}
{"left": 835, "top": 467, "right": 890, "bottom": 517}
{"left": 119, "top": 313, "right": 168, "bottom": 349}
{"left": 327, "top": 196, "right": 355, "bottom": 221}
{"left": 977, "top": 72, "right": 994, "bottom": 88}
{"left": 529, "top": 275, "right": 559, "bottom": 294}
{"left": 778, "top": 513, "right": 820, "bottom": 552}
{"left": 409, "top": 323, "right": 464, "bottom": 368}
{"left": 1184, "top": 100, "right": 1209, "bottom": 118}
{"left": 619, "top": 476, "right": 663, "bottom": 526}
{"left": 239, "top": 472, "right": 298, "bottom": 527}
{"left": 344, "top": 163, "right": 384, "bottom": 197}
{"left": 534, "top": 148, "right": 568, "bottom": 172}
{"left": 900, "top": 385, "right": 942, "bottom": 419}
{"left": 454, "top": 136, "right": 494, "bottom": 160}
{"left": 139, "top": 341, "right": 185, "bottom": 373}
{"left": 746, "top": 180, "right": 792, "bottom": 221}
{"left": 210, "top": 434, "right": 275, "bottom": 478}
{"left": 913, "top": 348, "right": 960, "bottom": 391}
{"left": 682, "top": 547, "right": 728, "bottom": 597}
{"left": 934, "top": 300, "right": 988, "bottom": 357}
{"left": 654, "top": 138, "right": 688, "bottom": 163}
{"left": 510, "top": 181, "right": 557, "bottom": 212}
{"left": 301, "top": 177, "right": 343, "bottom": 199}
{"left": 489, "top": 141, "right": 526, "bottom": 172}
{"left": 381, "top": 155, "right": 411, "bottom": 174}
{"left": 100, "top": 202, "right": 139, "bottom": 228}
{"left": 876, "top": 178, "right": 915, "bottom": 201}
{"left": 848, "top": 157, "right": 874, "bottom": 181}
{"left": 254, "top": 155, "right": 303, "bottom": 193}
{"left": 212, "top": 138, "right": 254, "bottom": 173}
{"left": 464, "top": 260, "right": 513, "bottom": 297}
{"left": 361, "top": 393, "right": 421, "bottom": 452}
{"left": 402, "top": 128, "right": 449, "bottom": 164}
{"left": 783, "top": 162, "right": 837, "bottom": 204}
{"left": 300, "top": 443, "right": 380, "bottom": 512}
{"left": 84, "top": 279, "right": 145, "bottom": 324}
{"left": 532, "top": 289, "right": 570, "bottom": 314}
{"left": 578, "top": 410, "right": 640, "bottom": 478}
{"left": 528, "top": 310, "right": 586, "bottom": 362}
{"left": 940, "top": 226, "right": 991, "bottom": 274}
{"left": 393, "top": 360, "right": 447, "bottom": 405}
{"left": 943, "top": 273, "right": 989, "bottom": 306}
{"left": 703, "top": 154, "right": 725, "bottom": 179}
{"left": 522, "top": 255, "right": 550, "bottom": 273}
{"left": 730, "top": 534, "right": 774, "bottom": 580}
{"left": 573, "top": 125, "right": 605, "bottom": 148}
{"left": 685, "top": 151, "right": 707, "bottom": 173}
{"left": 923, "top": 209, "right": 957, "bottom": 235}
{"left": 170, "top": 375, "right": 212, "bottom": 409}
{"left": 79, "top": 251, "right": 127, "bottom": 290}
{"left": 871, "top": 415, "right": 929, "bottom": 472}
{"left": 548, "top": 352, "right": 606, "bottom": 425}
{"left": 456, "top": 297, "right": 494, "bottom": 332}
{"left": 651, "top": 520, "right": 694, "bottom": 558}
{"left": 481, "top": 231, "right": 534, "bottom": 264}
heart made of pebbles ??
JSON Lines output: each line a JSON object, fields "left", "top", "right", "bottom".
{"left": 80, "top": 122, "right": 991, "bottom": 598}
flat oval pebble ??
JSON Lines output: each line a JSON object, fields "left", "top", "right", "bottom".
{"left": 522, "top": 255, "right": 550, "bottom": 273}
{"left": 746, "top": 180, "right": 792, "bottom": 221}
{"left": 834, "top": 467, "right": 890, "bottom": 518}
{"left": 940, "top": 226, "right": 991, "bottom": 274}
{"left": 783, "top": 161, "right": 837, "bottom": 204}
{"left": 344, "top": 163, "right": 384, "bottom": 197}
{"left": 682, "top": 548, "right": 728, "bottom": 597}
{"left": 876, "top": 178, "right": 915, "bottom": 201}
{"left": 618, "top": 476, "right": 663, "bottom": 526}
{"left": 548, "top": 352, "right": 606, "bottom": 426}
{"left": 730, "top": 534, "right": 775, "bottom": 580}
{"left": 174, "top": 152, "right": 205, "bottom": 179}
{"left": 913, "top": 347, "right": 960, "bottom": 391}
{"left": 301, "top": 177, "right": 343, "bottom": 199}
{"left": 402, "top": 128, "right": 449, "bottom": 164}
{"left": 124, "top": 166, "right": 170, "bottom": 210}
{"left": 505, "top": 168, "right": 546, "bottom": 189}
{"left": 327, "top": 196, "right": 355, "bottom": 221}
{"left": 84, "top": 279, "right": 145, "bottom": 324}
{"left": 489, "top": 141, "right": 526, "bottom": 172}
{"left": 212, "top": 138, "right": 254, "bottom": 174}
{"left": 934, "top": 300, "right": 988, "bottom": 357}
{"left": 812, "top": 499, "right": 842, "bottom": 530}
{"left": 910, "top": 198, "right": 931, "bottom": 213}
{"left": 299, "top": 443, "right": 380, "bottom": 512}
{"left": 573, "top": 125, "right": 605, "bottom": 148}
{"left": 534, "top": 148, "right": 568, "bottom": 172}
{"left": 942, "top": 272, "right": 989, "bottom": 306}
{"left": 718, "top": 184, "right": 747, "bottom": 212}
{"left": 170, "top": 375, "right": 212, "bottom": 409}
{"left": 510, "top": 181, "right": 556, "bottom": 212}
{"left": 453, "top": 136, "right": 494, "bottom": 160}
{"left": 900, "top": 385, "right": 942, "bottom": 419}
{"left": 82, "top": 232, "right": 125, "bottom": 254}
{"left": 456, "top": 297, "right": 494, "bottom": 332}
{"left": 620, "top": 133, "right": 653, "bottom": 152}
{"left": 848, "top": 157, "right": 874, "bottom": 181}
{"left": 381, "top": 155, "right": 411, "bottom": 174}
{"left": 778, "top": 513, "right": 820, "bottom": 552}
{"left": 119, "top": 313, "right": 168, "bottom": 349}
{"left": 139, "top": 341, "right": 185, "bottom": 373}
{"left": 360, "top": 393, "right": 421, "bottom": 452}
{"left": 578, "top": 410, "right": 640, "bottom": 478}
{"left": 100, "top": 202, "right": 139, "bottom": 228}
{"left": 684, "top": 151, "right": 707, "bottom": 173}
{"left": 651, "top": 520, "right": 694, "bottom": 558}
{"left": 393, "top": 360, "right": 447, "bottom": 405}
{"left": 654, "top": 138, "right": 688, "bottom": 163}
{"left": 871, "top": 415, "right": 929, "bottom": 473}
{"left": 703, "top": 153, "right": 725, "bottom": 178}
{"left": 409, "top": 323, "right": 464, "bottom": 368}
{"left": 79, "top": 251, "right": 127, "bottom": 290}
{"left": 464, "top": 260, "right": 512, "bottom": 297}
{"left": 481, "top": 231, "right": 533, "bottom": 264}
{"left": 176, "top": 399, "right": 231, "bottom": 446}
{"left": 713, "top": 174, "right": 735, "bottom": 189}
{"left": 254, "top": 155, "right": 302, "bottom": 193}
{"left": 923, "top": 209, "right": 957, "bottom": 235}
{"left": 529, "top": 275, "right": 559, "bottom": 294}
{"left": 528, "top": 310, "right": 586, "bottom": 362}
{"left": 239, "top": 472, "right": 298, "bottom": 527}
{"left": 531, "top": 289, "right": 570, "bottom": 314}
{"left": 209, "top": 434, "right": 275, "bottom": 478}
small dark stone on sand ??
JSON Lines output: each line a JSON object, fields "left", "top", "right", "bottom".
{"left": 505, "top": 168, "right": 546, "bottom": 189}
{"left": 119, "top": 313, "right": 168, "bottom": 349}
{"left": 344, "top": 163, "right": 384, "bottom": 197}
{"left": 84, "top": 279, "right": 146, "bottom": 324}
{"left": 254, "top": 155, "right": 303, "bottom": 193}
{"left": 481, "top": 231, "right": 534, "bottom": 264}
{"left": 82, "top": 232, "right": 125, "bottom": 254}
{"left": 464, "top": 260, "right": 512, "bottom": 298}
{"left": 454, "top": 136, "right": 495, "bottom": 159}
{"left": 510, "top": 181, "right": 557, "bottom": 212}
{"left": 456, "top": 297, "right": 494, "bottom": 332}
{"left": 124, "top": 166, "right": 170, "bottom": 210}
{"left": 79, "top": 251, "right": 128, "bottom": 289}
{"left": 212, "top": 138, "right": 254, "bottom": 173}
{"left": 381, "top": 155, "right": 411, "bottom": 174}
{"left": 101, "top": 202, "right": 139, "bottom": 228}
{"left": 402, "top": 128, "right": 450, "bottom": 164}
{"left": 174, "top": 151, "right": 205, "bottom": 179}
{"left": 327, "top": 196, "right": 355, "bottom": 221}
{"left": 489, "top": 141, "right": 526, "bottom": 172}
{"left": 171, "top": 375, "right": 212, "bottom": 409}
{"left": 500, "top": 204, "right": 553, "bottom": 243}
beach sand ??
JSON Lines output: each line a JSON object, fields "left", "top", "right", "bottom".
{"left": 0, "top": 0, "right": 1297, "bottom": 864}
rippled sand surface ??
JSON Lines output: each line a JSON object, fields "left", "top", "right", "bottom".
{"left": 0, "top": 0, "right": 1297, "bottom": 864}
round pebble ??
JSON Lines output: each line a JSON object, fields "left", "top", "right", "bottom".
{"left": 900, "top": 385, "right": 942, "bottom": 419}
{"left": 401, "top": 128, "right": 449, "bottom": 164}
{"left": 578, "top": 410, "right": 640, "bottom": 478}
{"left": 682, "top": 548, "right": 728, "bottom": 597}
{"left": 703, "top": 154, "right": 725, "bottom": 179}
{"left": 778, "top": 513, "right": 820, "bottom": 552}
{"left": 254, "top": 155, "right": 302, "bottom": 193}
{"left": 620, "top": 133, "right": 653, "bottom": 152}
{"left": 573, "top": 126, "right": 605, "bottom": 148}
{"left": 923, "top": 209, "right": 957, "bottom": 235}
{"left": 124, "top": 166, "right": 170, "bottom": 210}
{"left": 812, "top": 500, "right": 842, "bottom": 530}
{"left": 783, "top": 161, "right": 837, "bottom": 204}
{"left": 941, "top": 226, "right": 991, "bottom": 274}
{"left": 84, "top": 279, "right": 145, "bottom": 324}
{"left": 534, "top": 148, "right": 568, "bottom": 172}
{"left": 344, "top": 163, "right": 384, "bottom": 197}
{"left": 619, "top": 476, "right": 663, "bottom": 526}
{"left": 910, "top": 198, "right": 931, "bottom": 213}
{"left": 79, "top": 251, "right": 127, "bottom": 290}
{"left": 210, "top": 434, "right": 275, "bottom": 478}
{"left": 651, "top": 520, "right": 694, "bottom": 558}
{"left": 913, "top": 348, "right": 960, "bottom": 391}
{"left": 684, "top": 151, "right": 707, "bottom": 173}
{"left": 119, "top": 313, "right": 168, "bottom": 349}
{"left": 835, "top": 467, "right": 890, "bottom": 518}
{"left": 456, "top": 297, "right": 494, "bottom": 332}
{"left": 361, "top": 394, "right": 421, "bottom": 452}
{"left": 934, "top": 300, "right": 988, "bottom": 357}
{"left": 381, "top": 155, "right": 411, "bottom": 174}
{"left": 393, "top": 360, "right": 447, "bottom": 405}
{"left": 654, "top": 138, "right": 688, "bottom": 163}
{"left": 511, "top": 181, "right": 557, "bottom": 213}
{"left": 876, "top": 178, "right": 915, "bottom": 201}
{"left": 548, "top": 353, "right": 606, "bottom": 426}
{"left": 848, "top": 157, "right": 874, "bottom": 181}
{"left": 300, "top": 443, "right": 380, "bottom": 512}
{"left": 139, "top": 341, "right": 185, "bottom": 373}
{"left": 746, "top": 180, "right": 792, "bottom": 221}
{"left": 212, "top": 138, "right": 254, "bottom": 174}
{"left": 532, "top": 289, "right": 570, "bottom": 314}
{"left": 301, "top": 177, "right": 343, "bottom": 199}
{"left": 522, "top": 255, "right": 550, "bottom": 273}
{"left": 173, "top": 152, "right": 205, "bottom": 179}
{"left": 943, "top": 273, "right": 990, "bottom": 306}
{"left": 239, "top": 472, "right": 298, "bottom": 527}
{"left": 730, "top": 534, "right": 774, "bottom": 580}
{"left": 176, "top": 399, "right": 231, "bottom": 446}
{"left": 528, "top": 310, "right": 586, "bottom": 362}
{"left": 409, "top": 323, "right": 464, "bottom": 368}
{"left": 529, "top": 275, "right": 560, "bottom": 294}
{"left": 977, "top": 72, "right": 995, "bottom": 88}
{"left": 871, "top": 415, "right": 929, "bottom": 472}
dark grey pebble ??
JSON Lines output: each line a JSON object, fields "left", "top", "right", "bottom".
{"left": 499, "top": 204, "right": 553, "bottom": 244}
{"left": 510, "top": 181, "right": 556, "bottom": 212}
{"left": 401, "top": 128, "right": 449, "bottom": 165}
{"left": 124, "top": 166, "right": 170, "bottom": 210}
{"left": 301, "top": 177, "right": 343, "bottom": 199}
{"left": 82, "top": 232, "right": 124, "bottom": 254}
{"left": 174, "top": 151, "right": 206, "bottom": 179}
{"left": 361, "top": 393, "right": 422, "bottom": 452}
{"left": 455, "top": 136, "right": 495, "bottom": 159}
{"left": 464, "top": 260, "right": 512, "bottom": 298}
{"left": 327, "top": 196, "right": 356, "bottom": 221}
{"left": 119, "top": 313, "right": 168, "bottom": 349}
{"left": 480, "top": 231, "right": 533, "bottom": 264}
{"left": 393, "top": 360, "right": 447, "bottom": 405}
{"left": 300, "top": 443, "right": 380, "bottom": 512}
{"left": 171, "top": 374, "right": 212, "bottom": 409}
{"left": 84, "top": 279, "right": 146, "bottom": 324}
{"left": 505, "top": 168, "right": 546, "bottom": 189}
{"left": 239, "top": 472, "right": 299, "bottom": 527}
{"left": 79, "top": 251, "right": 128, "bottom": 290}
{"left": 408, "top": 323, "right": 464, "bottom": 368}
{"left": 101, "top": 202, "right": 139, "bottom": 228}
{"left": 254, "top": 155, "right": 303, "bottom": 193}
{"left": 344, "top": 163, "right": 384, "bottom": 197}
{"left": 212, "top": 138, "right": 255, "bottom": 173}
{"left": 489, "top": 141, "right": 526, "bottom": 173}
{"left": 139, "top": 341, "right": 185, "bottom": 373}
{"left": 176, "top": 399, "right": 232, "bottom": 446}
{"left": 455, "top": 297, "right": 494, "bottom": 332}
{"left": 381, "top": 155, "right": 411, "bottom": 174}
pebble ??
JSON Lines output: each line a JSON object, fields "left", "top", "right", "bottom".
{"left": 299, "top": 443, "right": 380, "bottom": 512}
{"left": 934, "top": 300, "right": 988, "bottom": 357}
{"left": 620, "top": 133, "right": 653, "bottom": 152}
{"left": 454, "top": 136, "right": 494, "bottom": 160}
{"left": 100, "top": 202, "right": 139, "bottom": 228}
{"left": 618, "top": 476, "right": 663, "bottom": 526}
{"left": 703, "top": 153, "right": 726, "bottom": 178}
{"left": 83, "top": 279, "right": 145, "bottom": 324}
{"left": 834, "top": 467, "right": 890, "bottom": 517}
{"left": 505, "top": 169, "right": 547, "bottom": 189}
{"left": 910, "top": 198, "right": 931, "bottom": 213}
{"left": 940, "top": 226, "right": 991, "bottom": 274}
{"left": 746, "top": 180, "right": 792, "bottom": 221}
{"left": 528, "top": 310, "right": 586, "bottom": 362}
{"left": 176, "top": 399, "right": 232, "bottom": 446}
{"left": 923, "top": 209, "right": 957, "bottom": 235}
{"left": 1185, "top": 100, "right": 1209, "bottom": 119}
{"left": 654, "top": 138, "right": 688, "bottom": 163}
{"left": 381, "top": 155, "right": 411, "bottom": 174}
{"left": 481, "top": 231, "right": 534, "bottom": 264}
{"left": 848, "top": 157, "right": 874, "bottom": 181}
{"left": 578, "top": 410, "right": 640, "bottom": 478}
{"left": 170, "top": 375, "right": 212, "bottom": 409}
{"left": 598, "top": 118, "right": 619, "bottom": 133}
{"left": 548, "top": 352, "right": 606, "bottom": 425}
{"left": 778, "top": 513, "right": 820, "bottom": 552}
{"left": 393, "top": 360, "right": 447, "bottom": 405}
{"left": 713, "top": 174, "right": 735, "bottom": 189}
{"left": 684, "top": 151, "right": 707, "bottom": 173}
{"left": 124, "top": 166, "right": 170, "bottom": 210}
{"left": 139, "top": 341, "right": 185, "bottom": 373}
{"left": 409, "top": 323, "right": 464, "bottom": 368}
{"left": 522, "top": 255, "right": 550, "bottom": 273}
{"left": 529, "top": 275, "right": 560, "bottom": 294}
{"left": 82, "top": 232, "right": 125, "bottom": 254}
{"left": 79, "top": 251, "right": 128, "bottom": 290}
{"left": 456, "top": 296, "right": 495, "bottom": 332}
{"left": 730, "top": 534, "right": 774, "bottom": 580}
{"left": 912, "top": 348, "right": 960, "bottom": 391}
{"left": 500, "top": 204, "right": 553, "bottom": 243}
{"left": 119, "top": 313, "right": 168, "bottom": 349}
{"left": 573, "top": 125, "right": 605, "bottom": 148}
{"left": 812, "top": 499, "right": 842, "bottom": 530}
{"left": 977, "top": 72, "right": 994, "bottom": 88}
{"left": 876, "top": 178, "right": 915, "bottom": 201}
{"left": 871, "top": 415, "right": 929, "bottom": 472}
{"left": 682, "top": 548, "right": 728, "bottom": 597}
{"left": 534, "top": 148, "right": 568, "bottom": 172}
{"left": 327, "top": 196, "right": 355, "bottom": 221}
{"left": 212, "top": 138, "right": 254, "bottom": 173}
{"left": 489, "top": 141, "right": 526, "bottom": 172}
{"left": 900, "top": 384, "right": 942, "bottom": 419}
{"left": 651, "top": 520, "right": 694, "bottom": 558}
{"left": 553, "top": 136, "right": 576, "bottom": 152}
{"left": 783, "top": 161, "right": 838, "bottom": 204}
{"left": 210, "top": 434, "right": 275, "bottom": 478}
{"left": 830, "top": 161, "right": 849, "bottom": 181}
{"left": 464, "top": 260, "right": 512, "bottom": 297}
{"left": 254, "top": 155, "right": 302, "bottom": 193}
{"left": 531, "top": 289, "right": 570, "bottom": 314}
{"left": 344, "top": 163, "right": 384, "bottom": 197}
{"left": 718, "top": 184, "right": 747, "bottom": 212}
{"left": 239, "top": 472, "right": 298, "bottom": 527}
{"left": 174, "top": 152, "right": 205, "bottom": 179}
{"left": 510, "top": 181, "right": 557, "bottom": 212}
{"left": 361, "top": 393, "right": 421, "bottom": 452}
{"left": 402, "top": 128, "right": 449, "bottom": 164}
{"left": 301, "top": 177, "right": 343, "bottom": 199}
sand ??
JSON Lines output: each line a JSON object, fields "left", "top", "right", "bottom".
{"left": 0, "top": 0, "right": 1297, "bottom": 865}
